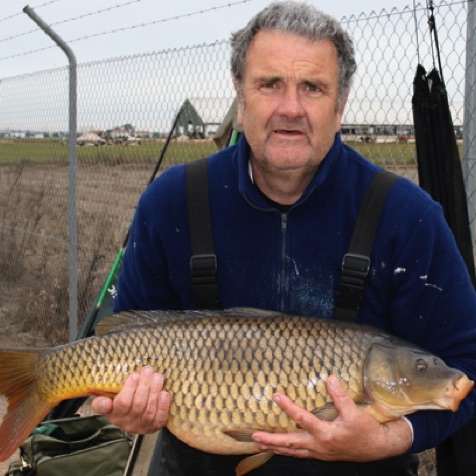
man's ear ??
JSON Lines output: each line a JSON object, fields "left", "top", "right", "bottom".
{"left": 232, "top": 76, "right": 239, "bottom": 92}
{"left": 233, "top": 78, "right": 245, "bottom": 126}
{"left": 335, "top": 88, "right": 350, "bottom": 132}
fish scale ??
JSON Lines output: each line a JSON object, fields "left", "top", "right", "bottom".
{"left": 0, "top": 308, "right": 473, "bottom": 475}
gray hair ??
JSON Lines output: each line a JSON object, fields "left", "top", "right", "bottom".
{"left": 230, "top": 1, "right": 357, "bottom": 108}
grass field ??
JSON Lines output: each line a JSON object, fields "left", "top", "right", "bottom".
{"left": 0, "top": 138, "right": 220, "bottom": 167}
{"left": 0, "top": 136, "right": 426, "bottom": 166}
{"left": 0, "top": 136, "right": 465, "bottom": 171}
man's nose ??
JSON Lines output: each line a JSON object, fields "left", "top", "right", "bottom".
{"left": 275, "top": 87, "right": 306, "bottom": 119}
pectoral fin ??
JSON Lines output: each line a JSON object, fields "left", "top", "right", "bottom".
{"left": 311, "top": 403, "right": 339, "bottom": 421}
{"left": 312, "top": 402, "right": 372, "bottom": 422}
{"left": 222, "top": 428, "right": 259, "bottom": 443}
{"left": 235, "top": 451, "right": 274, "bottom": 476}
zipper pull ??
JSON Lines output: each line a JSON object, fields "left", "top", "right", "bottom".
{"left": 281, "top": 213, "right": 287, "bottom": 232}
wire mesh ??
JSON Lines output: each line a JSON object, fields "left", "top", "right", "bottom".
{"left": 0, "top": 1, "right": 470, "bottom": 351}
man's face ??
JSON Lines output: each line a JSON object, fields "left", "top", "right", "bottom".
{"left": 236, "top": 30, "right": 347, "bottom": 175}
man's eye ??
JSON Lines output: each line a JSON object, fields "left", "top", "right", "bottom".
{"left": 262, "top": 82, "right": 277, "bottom": 89}
{"left": 306, "top": 84, "right": 320, "bottom": 92}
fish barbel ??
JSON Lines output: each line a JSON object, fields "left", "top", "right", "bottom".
{"left": 0, "top": 308, "right": 473, "bottom": 474}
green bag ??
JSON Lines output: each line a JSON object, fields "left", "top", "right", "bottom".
{"left": 5, "top": 415, "right": 131, "bottom": 476}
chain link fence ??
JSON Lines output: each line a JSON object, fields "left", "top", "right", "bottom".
{"left": 0, "top": 0, "right": 471, "bottom": 348}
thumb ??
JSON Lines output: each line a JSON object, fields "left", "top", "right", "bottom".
{"left": 326, "top": 375, "right": 356, "bottom": 415}
{"left": 91, "top": 396, "right": 113, "bottom": 415}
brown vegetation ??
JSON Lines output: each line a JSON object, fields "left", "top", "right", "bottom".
{"left": 0, "top": 160, "right": 150, "bottom": 345}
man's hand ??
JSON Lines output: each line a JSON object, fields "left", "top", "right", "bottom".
{"left": 251, "top": 375, "right": 413, "bottom": 462}
{"left": 91, "top": 366, "right": 170, "bottom": 434}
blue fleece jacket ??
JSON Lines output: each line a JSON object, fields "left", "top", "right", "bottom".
{"left": 115, "top": 133, "right": 476, "bottom": 455}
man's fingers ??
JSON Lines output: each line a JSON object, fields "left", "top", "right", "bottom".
{"left": 130, "top": 366, "right": 155, "bottom": 414}
{"left": 108, "top": 371, "right": 140, "bottom": 417}
{"left": 326, "top": 375, "right": 356, "bottom": 418}
{"left": 141, "top": 372, "right": 165, "bottom": 426}
{"left": 272, "top": 393, "right": 320, "bottom": 433}
{"left": 90, "top": 367, "right": 169, "bottom": 434}
{"left": 91, "top": 396, "right": 113, "bottom": 415}
{"left": 251, "top": 393, "right": 320, "bottom": 450}
{"left": 266, "top": 447, "right": 312, "bottom": 459}
{"left": 154, "top": 390, "right": 171, "bottom": 429}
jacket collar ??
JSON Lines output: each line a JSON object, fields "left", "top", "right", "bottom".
{"left": 236, "top": 132, "right": 344, "bottom": 209}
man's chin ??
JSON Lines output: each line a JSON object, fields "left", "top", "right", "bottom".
{"left": 262, "top": 151, "right": 316, "bottom": 171}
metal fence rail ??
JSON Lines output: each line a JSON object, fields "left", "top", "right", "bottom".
{"left": 0, "top": 0, "right": 472, "bottom": 346}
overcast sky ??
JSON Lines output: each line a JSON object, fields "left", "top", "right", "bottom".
{"left": 1, "top": 0, "right": 412, "bottom": 77}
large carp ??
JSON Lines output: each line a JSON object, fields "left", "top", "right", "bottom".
{"left": 0, "top": 308, "right": 473, "bottom": 474}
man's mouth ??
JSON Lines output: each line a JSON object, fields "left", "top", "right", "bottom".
{"left": 274, "top": 129, "right": 304, "bottom": 136}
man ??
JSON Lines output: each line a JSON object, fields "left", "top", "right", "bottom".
{"left": 92, "top": 2, "right": 476, "bottom": 475}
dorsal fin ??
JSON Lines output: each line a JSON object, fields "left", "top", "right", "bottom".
{"left": 95, "top": 309, "right": 223, "bottom": 336}
{"left": 94, "top": 310, "right": 194, "bottom": 336}
{"left": 223, "top": 307, "right": 282, "bottom": 318}
{"left": 95, "top": 307, "right": 281, "bottom": 336}
{"left": 95, "top": 311, "right": 154, "bottom": 336}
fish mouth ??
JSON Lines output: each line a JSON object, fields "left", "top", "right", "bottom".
{"left": 439, "top": 374, "right": 474, "bottom": 411}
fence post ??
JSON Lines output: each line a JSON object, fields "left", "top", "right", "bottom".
{"left": 463, "top": 0, "right": 476, "bottom": 243}
{"left": 23, "top": 6, "right": 78, "bottom": 341}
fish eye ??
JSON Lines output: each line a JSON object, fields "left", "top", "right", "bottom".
{"left": 416, "top": 359, "right": 428, "bottom": 373}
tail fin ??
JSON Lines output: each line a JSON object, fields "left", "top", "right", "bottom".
{"left": 0, "top": 349, "right": 56, "bottom": 462}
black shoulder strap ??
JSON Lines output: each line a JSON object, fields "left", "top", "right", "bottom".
{"left": 185, "top": 158, "right": 220, "bottom": 310}
{"left": 334, "top": 170, "right": 399, "bottom": 321}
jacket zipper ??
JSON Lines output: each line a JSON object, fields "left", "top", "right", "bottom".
{"left": 280, "top": 213, "right": 287, "bottom": 311}
{"left": 242, "top": 186, "right": 317, "bottom": 312}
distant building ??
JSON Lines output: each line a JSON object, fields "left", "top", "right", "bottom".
{"left": 8, "top": 131, "right": 26, "bottom": 138}
{"left": 342, "top": 98, "right": 463, "bottom": 137}
{"left": 177, "top": 97, "right": 234, "bottom": 138}
{"left": 135, "top": 130, "right": 151, "bottom": 139}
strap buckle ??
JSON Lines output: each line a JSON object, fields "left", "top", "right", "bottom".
{"left": 341, "top": 253, "right": 371, "bottom": 288}
{"left": 190, "top": 254, "right": 217, "bottom": 282}
{"left": 335, "top": 253, "right": 371, "bottom": 319}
